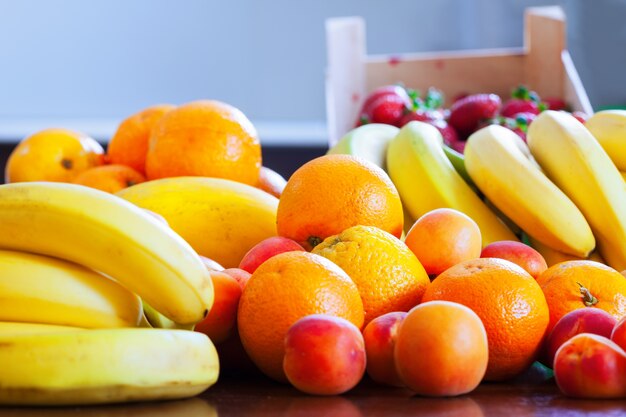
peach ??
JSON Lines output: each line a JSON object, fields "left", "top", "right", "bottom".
{"left": 194, "top": 271, "right": 242, "bottom": 344}
{"left": 283, "top": 314, "right": 366, "bottom": 395}
{"left": 239, "top": 236, "right": 305, "bottom": 274}
{"left": 610, "top": 316, "right": 626, "bottom": 351}
{"left": 404, "top": 208, "right": 481, "bottom": 276}
{"left": 257, "top": 166, "right": 287, "bottom": 198}
{"left": 394, "top": 300, "right": 488, "bottom": 396}
{"left": 546, "top": 308, "right": 617, "bottom": 366}
{"left": 362, "top": 311, "right": 407, "bottom": 387}
{"left": 554, "top": 333, "right": 626, "bottom": 398}
{"left": 480, "top": 240, "right": 547, "bottom": 279}
{"left": 223, "top": 268, "right": 252, "bottom": 291}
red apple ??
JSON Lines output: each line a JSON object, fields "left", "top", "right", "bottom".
{"left": 480, "top": 240, "right": 547, "bottom": 279}
{"left": 362, "top": 311, "right": 407, "bottom": 387}
{"left": 283, "top": 314, "right": 366, "bottom": 395}
{"left": 554, "top": 333, "right": 626, "bottom": 398}
{"left": 546, "top": 308, "right": 617, "bottom": 366}
{"left": 239, "top": 236, "right": 305, "bottom": 274}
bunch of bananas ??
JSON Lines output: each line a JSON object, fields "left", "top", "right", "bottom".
{"left": 329, "top": 110, "right": 626, "bottom": 271}
{"left": 0, "top": 182, "right": 223, "bottom": 405}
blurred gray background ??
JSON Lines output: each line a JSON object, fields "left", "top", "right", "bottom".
{"left": 0, "top": 0, "right": 623, "bottom": 145}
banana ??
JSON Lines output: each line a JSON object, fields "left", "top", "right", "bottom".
{"left": 0, "top": 328, "right": 219, "bottom": 405}
{"left": 0, "top": 321, "right": 84, "bottom": 334}
{"left": 465, "top": 125, "right": 595, "bottom": 257}
{"left": 144, "top": 301, "right": 194, "bottom": 330}
{"left": 386, "top": 121, "right": 518, "bottom": 245}
{"left": 527, "top": 235, "right": 605, "bottom": 267}
{"left": 0, "top": 250, "right": 142, "bottom": 328}
{"left": 0, "top": 182, "right": 212, "bottom": 325}
{"left": 621, "top": 171, "right": 626, "bottom": 182}
{"left": 527, "top": 110, "right": 626, "bottom": 270}
{"left": 327, "top": 123, "right": 399, "bottom": 171}
{"left": 585, "top": 110, "right": 626, "bottom": 170}
{"left": 117, "top": 177, "right": 278, "bottom": 269}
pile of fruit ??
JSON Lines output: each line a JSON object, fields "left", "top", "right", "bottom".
{"left": 2, "top": 93, "right": 626, "bottom": 405}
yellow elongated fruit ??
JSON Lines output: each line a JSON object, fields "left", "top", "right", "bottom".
{"left": 117, "top": 177, "right": 278, "bottom": 268}
{"left": 0, "top": 328, "right": 219, "bottom": 405}
{"left": 327, "top": 123, "right": 399, "bottom": 170}
{"left": 0, "top": 250, "right": 142, "bottom": 328}
{"left": 465, "top": 125, "right": 595, "bottom": 257}
{"left": 0, "top": 321, "right": 84, "bottom": 334}
{"left": 386, "top": 121, "right": 518, "bottom": 246}
{"left": 528, "top": 110, "right": 626, "bottom": 270}
{"left": 143, "top": 301, "right": 194, "bottom": 330}
{"left": 586, "top": 110, "right": 626, "bottom": 170}
{"left": 526, "top": 235, "right": 605, "bottom": 267}
{"left": 0, "top": 182, "right": 212, "bottom": 325}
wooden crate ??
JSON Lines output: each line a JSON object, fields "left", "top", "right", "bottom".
{"left": 325, "top": 6, "right": 593, "bottom": 146}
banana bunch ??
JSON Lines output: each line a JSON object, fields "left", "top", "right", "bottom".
{"left": 0, "top": 182, "right": 219, "bottom": 405}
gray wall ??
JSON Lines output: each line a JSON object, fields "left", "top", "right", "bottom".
{"left": 0, "top": 0, "right": 622, "bottom": 141}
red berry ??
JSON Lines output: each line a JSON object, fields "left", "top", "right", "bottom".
{"left": 431, "top": 119, "right": 460, "bottom": 148}
{"left": 448, "top": 94, "right": 501, "bottom": 137}
{"left": 571, "top": 111, "right": 588, "bottom": 124}
{"left": 357, "top": 85, "right": 412, "bottom": 126}
{"left": 501, "top": 99, "right": 540, "bottom": 118}
{"left": 544, "top": 97, "right": 568, "bottom": 111}
{"left": 399, "top": 110, "right": 431, "bottom": 127}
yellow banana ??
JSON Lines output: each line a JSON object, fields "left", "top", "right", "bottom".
{"left": 0, "top": 250, "right": 142, "bottom": 328}
{"left": 117, "top": 177, "right": 278, "bottom": 268}
{"left": 586, "top": 110, "right": 626, "bottom": 170}
{"left": 0, "top": 182, "right": 212, "bottom": 325}
{"left": 143, "top": 301, "right": 194, "bottom": 330}
{"left": 0, "top": 328, "right": 219, "bottom": 405}
{"left": 327, "top": 123, "right": 399, "bottom": 171}
{"left": 386, "top": 121, "right": 518, "bottom": 246}
{"left": 528, "top": 110, "right": 626, "bottom": 270}
{"left": 527, "top": 235, "right": 605, "bottom": 267}
{"left": 465, "top": 125, "right": 595, "bottom": 257}
{"left": 621, "top": 171, "right": 626, "bottom": 182}
{"left": 0, "top": 321, "right": 84, "bottom": 334}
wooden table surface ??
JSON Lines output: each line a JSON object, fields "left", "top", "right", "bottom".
{"left": 0, "top": 375, "right": 623, "bottom": 417}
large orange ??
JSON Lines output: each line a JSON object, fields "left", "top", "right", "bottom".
{"left": 537, "top": 260, "right": 626, "bottom": 334}
{"left": 277, "top": 154, "right": 403, "bottom": 250}
{"left": 237, "top": 251, "right": 364, "bottom": 382}
{"left": 422, "top": 258, "right": 549, "bottom": 381}
{"left": 312, "top": 225, "right": 429, "bottom": 325}
{"left": 145, "top": 100, "right": 261, "bottom": 185}
{"left": 5, "top": 128, "right": 104, "bottom": 183}
{"left": 107, "top": 104, "right": 175, "bottom": 175}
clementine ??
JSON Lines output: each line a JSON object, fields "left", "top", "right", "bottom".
{"left": 72, "top": 164, "right": 146, "bottom": 193}
{"left": 237, "top": 251, "right": 364, "bottom": 382}
{"left": 277, "top": 154, "right": 403, "bottom": 250}
{"left": 107, "top": 104, "right": 175, "bottom": 175}
{"left": 5, "top": 128, "right": 104, "bottom": 183}
{"left": 145, "top": 100, "right": 261, "bottom": 185}
{"left": 537, "top": 260, "right": 626, "bottom": 334}
{"left": 422, "top": 258, "right": 549, "bottom": 381}
{"left": 312, "top": 225, "right": 429, "bottom": 325}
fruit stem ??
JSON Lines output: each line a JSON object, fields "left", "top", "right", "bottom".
{"left": 577, "top": 282, "right": 598, "bottom": 307}
{"left": 307, "top": 236, "right": 323, "bottom": 249}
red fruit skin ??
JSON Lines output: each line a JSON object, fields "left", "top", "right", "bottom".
{"left": 480, "top": 240, "right": 547, "bottom": 279}
{"left": 398, "top": 110, "right": 431, "bottom": 127}
{"left": 544, "top": 97, "right": 567, "bottom": 111}
{"left": 546, "top": 308, "right": 617, "bottom": 367}
{"left": 283, "top": 314, "right": 366, "bottom": 395}
{"left": 238, "top": 236, "right": 305, "bottom": 274}
{"left": 501, "top": 99, "right": 540, "bottom": 117}
{"left": 448, "top": 94, "right": 502, "bottom": 137}
{"left": 554, "top": 333, "right": 626, "bottom": 399}
{"left": 611, "top": 316, "right": 626, "bottom": 351}
{"left": 572, "top": 111, "right": 589, "bottom": 124}
{"left": 362, "top": 312, "right": 408, "bottom": 387}
{"left": 358, "top": 85, "right": 412, "bottom": 126}
{"left": 223, "top": 268, "right": 252, "bottom": 291}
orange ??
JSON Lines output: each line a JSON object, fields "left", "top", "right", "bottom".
{"left": 5, "top": 128, "right": 104, "bottom": 183}
{"left": 277, "top": 154, "right": 403, "bottom": 250}
{"left": 145, "top": 100, "right": 261, "bottom": 185}
{"left": 107, "top": 104, "right": 175, "bottom": 175}
{"left": 237, "top": 251, "right": 364, "bottom": 382}
{"left": 72, "top": 164, "right": 146, "bottom": 193}
{"left": 537, "top": 260, "right": 626, "bottom": 334}
{"left": 404, "top": 208, "right": 482, "bottom": 276}
{"left": 312, "top": 225, "right": 429, "bottom": 325}
{"left": 422, "top": 258, "right": 549, "bottom": 381}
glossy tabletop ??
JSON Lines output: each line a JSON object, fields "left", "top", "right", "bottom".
{"left": 0, "top": 375, "right": 623, "bottom": 417}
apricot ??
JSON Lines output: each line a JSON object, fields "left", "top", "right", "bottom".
{"left": 362, "top": 311, "right": 407, "bottom": 387}
{"left": 394, "top": 300, "right": 488, "bottom": 396}
{"left": 194, "top": 271, "right": 242, "bottom": 344}
{"left": 72, "top": 164, "right": 146, "bottom": 193}
{"left": 554, "top": 333, "right": 626, "bottom": 398}
{"left": 481, "top": 240, "right": 547, "bottom": 279}
{"left": 610, "top": 316, "right": 626, "bottom": 351}
{"left": 257, "top": 166, "right": 287, "bottom": 198}
{"left": 239, "top": 236, "right": 305, "bottom": 274}
{"left": 404, "top": 208, "right": 481, "bottom": 276}
{"left": 546, "top": 308, "right": 617, "bottom": 367}
{"left": 223, "top": 268, "right": 252, "bottom": 290}
{"left": 283, "top": 314, "right": 366, "bottom": 395}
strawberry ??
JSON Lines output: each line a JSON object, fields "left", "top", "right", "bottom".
{"left": 431, "top": 119, "right": 462, "bottom": 151}
{"left": 448, "top": 94, "right": 502, "bottom": 138}
{"left": 544, "top": 97, "right": 568, "bottom": 111}
{"left": 356, "top": 85, "right": 412, "bottom": 126}
{"left": 501, "top": 85, "right": 544, "bottom": 117}
{"left": 571, "top": 111, "right": 588, "bottom": 124}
